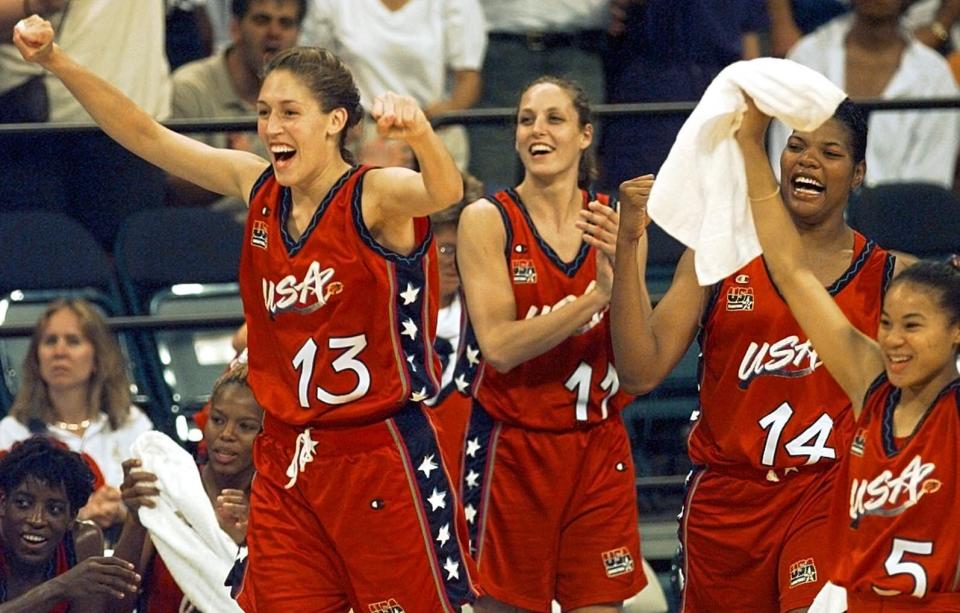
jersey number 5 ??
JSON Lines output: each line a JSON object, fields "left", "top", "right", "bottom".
{"left": 292, "top": 335, "right": 371, "bottom": 407}
{"left": 884, "top": 538, "right": 933, "bottom": 598}
{"left": 564, "top": 361, "right": 619, "bottom": 421}
{"left": 758, "top": 402, "right": 836, "bottom": 466}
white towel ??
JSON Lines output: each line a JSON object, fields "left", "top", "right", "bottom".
{"left": 647, "top": 57, "right": 846, "bottom": 285}
{"left": 129, "top": 431, "right": 243, "bottom": 613}
{"left": 809, "top": 581, "right": 848, "bottom": 613}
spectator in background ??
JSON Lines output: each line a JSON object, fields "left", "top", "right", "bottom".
{"left": 0, "top": 0, "right": 171, "bottom": 252}
{"left": 165, "top": 0, "right": 213, "bottom": 70}
{"left": 112, "top": 362, "right": 262, "bottom": 613}
{"left": 300, "top": 0, "right": 486, "bottom": 171}
{"left": 167, "top": 0, "right": 306, "bottom": 213}
{"left": 768, "top": 0, "right": 960, "bottom": 188}
{"left": 767, "top": 0, "right": 960, "bottom": 56}
{"left": 467, "top": 0, "right": 607, "bottom": 190}
{"left": 0, "top": 437, "right": 140, "bottom": 611}
{"left": 0, "top": 299, "right": 154, "bottom": 535}
{"left": 600, "top": 0, "right": 765, "bottom": 191}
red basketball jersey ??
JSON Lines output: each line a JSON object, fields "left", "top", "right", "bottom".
{"left": 458, "top": 188, "right": 631, "bottom": 431}
{"left": 239, "top": 166, "right": 442, "bottom": 427}
{"left": 831, "top": 376, "right": 960, "bottom": 601}
{"left": 691, "top": 233, "right": 894, "bottom": 471}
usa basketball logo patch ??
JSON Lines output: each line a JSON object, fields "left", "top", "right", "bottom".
{"left": 788, "top": 558, "right": 817, "bottom": 588}
{"left": 368, "top": 599, "right": 404, "bottom": 612}
{"left": 251, "top": 220, "right": 268, "bottom": 249}
{"left": 512, "top": 259, "right": 537, "bottom": 284}
{"left": 726, "top": 286, "right": 754, "bottom": 311}
{"left": 850, "top": 428, "right": 867, "bottom": 457}
{"left": 601, "top": 547, "right": 635, "bottom": 578}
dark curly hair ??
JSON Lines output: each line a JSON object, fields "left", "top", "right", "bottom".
{"left": 0, "top": 436, "right": 95, "bottom": 515}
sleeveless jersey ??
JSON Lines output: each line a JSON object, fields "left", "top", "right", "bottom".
{"left": 455, "top": 188, "right": 631, "bottom": 431}
{"left": 831, "top": 376, "right": 960, "bottom": 601}
{"left": 239, "top": 165, "right": 441, "bottom": 427}
{"left": 690, "top": 233, "right": 895, "bottom": 471}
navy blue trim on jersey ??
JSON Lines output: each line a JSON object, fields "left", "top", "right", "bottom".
{"left": 460, "top": 400, "right": 496, "bottom": 559}
{"left": 351, "top": 172, "right": 435, "bottom": 264}
{"left": 391, "top": 402, "right": 478, "bottom": 605}
{"left": 483, "top": 195, "right": 514, "bottom": 259}
{"left": 881, "top": 252, "right": 896, "bottom": 296}
{"left": 391, "top": 258, "right": 441, "bottom": 402}
{"left": 450, "top": 318, "right": 482, "bottom": 401}
{"left": 505, "top": 188, "right": 590, "bottom": 277}
{"left": 248, "top": 165, "right": 275, "bottom": 204}
{"left": 279, "top": 165, "right": 360, "bottom": 257}
{"left": 826, "top": 238, "right": 877, "bottom": 295}
{"left": 880, "top": 377, "right": 960, "bottom": 457}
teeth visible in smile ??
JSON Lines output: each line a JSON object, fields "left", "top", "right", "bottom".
{"left": 889, "top": 356, "right": 910, "bottom": 363}
{"left": 793, "top": 176, "right": 824, "bottom": 193}
{"left": 530, "top": 144, "right": 553, "bottom": 155}
{"left": 270, "top": 145, "right": 295, "bottom": 153}
{"left": 23, "top": 534, "right": 46, "bottom": 543}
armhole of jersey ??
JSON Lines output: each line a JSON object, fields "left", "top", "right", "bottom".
{"left": 351, "top": 167, "right": 433, "bottom": 264}
{"left": 484, "top": 195, "right": 513, "bottom": 259}
{"left": 863, "top": 371, "right": 889, "bottom": 410}
{"left": 701, "top": 281, "right": 724, "bottom": 327}
{"left": 247, "top": 165, "right": 275, "bottom": 204}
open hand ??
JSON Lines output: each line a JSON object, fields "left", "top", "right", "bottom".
{"left": 50, "top": 556, "right": 140, "bottom": 601}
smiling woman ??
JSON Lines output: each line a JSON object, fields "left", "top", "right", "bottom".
{"left": 12, "top": 12, "right": 477, "bottom": 612}
{"left": 0, "top": 299, "right": 154, "bottom": 536}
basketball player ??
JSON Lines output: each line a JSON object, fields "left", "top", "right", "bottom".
{"left": 456, "top": 75, "right": 645, "bottom": 613}
{"left": 738, "top": 93, "right": 960, "bottom": 612}
{"left": 610, "top": 98, "right": 911, "bottom": 611}
{"left": 14, "top": 15, "right": 479, "bottom": 612}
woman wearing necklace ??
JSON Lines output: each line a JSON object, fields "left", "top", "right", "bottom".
{"left": 0, "top": 298, "right": 154, "bottom": 535}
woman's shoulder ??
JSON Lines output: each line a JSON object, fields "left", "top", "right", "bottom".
{"left": 0, "top": 414, "right": 30, "bottom": 447}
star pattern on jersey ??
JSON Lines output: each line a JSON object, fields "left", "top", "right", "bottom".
{"left": 465, "top": 344, "right": 480, "bottom": 366}
{"left": 465, "top": 469, "right": 480, "bottom": 490}
{"left": 410, "top": 387, "right": 429, "bottom": 402}
{"left": 401, "top": 318, "right": 418, "bottom": 340}
{"left": 465, "top": 437, "right": 481, "bottom": 458}
{"left": 436, "top": 523, "right": 450, "bottom": 549}
{"left": 405, "top": 353, "right": 417, "bottom": 372}
{"left": 464, "top": 503, "right": 477, "bottom": 525}
{"left": 427, "top": 487, "right": 447, "bottom": 512}
{"left": 418, "top": 454, "right": 439, "bottom": 479}
{"left": 400, "top": 282, "right": 421, "bottom": 305}
{"left": 454, "top": 373, "right": 469, "bottom": 393}
{"left": 444, "top": 557, "right": 460, "bottom": 581}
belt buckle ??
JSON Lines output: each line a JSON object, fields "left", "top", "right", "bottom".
{"left": 525, "top": 31, "right": 546, "bottom": 51}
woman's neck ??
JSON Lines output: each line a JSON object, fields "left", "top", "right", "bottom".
{"left": 895, "top": 365, "right": 959, "bottom": 435}
{"left": 515, "top": 175, "right": 583, "bottom": 227}
{"left": 48, "top": 387, "right": 93, "bottom": 424}
{"left": 847, "top": 15, "right": 904, "bottom": 50}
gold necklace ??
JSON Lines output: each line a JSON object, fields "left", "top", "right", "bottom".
{"left": 52, "top": 418, "right": 91, "bottom": 433}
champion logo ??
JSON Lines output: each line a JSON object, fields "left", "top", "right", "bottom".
{"left": 735, "top": 274, "right": 750, "bottom": 284}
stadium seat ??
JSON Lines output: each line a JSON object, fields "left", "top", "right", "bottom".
{"left": 0, "top": 211, "right": 151, "bottom": 414}
{"left": 847, "top": 182, "right": 960, "bottom": 259}
{"left": 114, "top": 208, "right": 244, "bottom": 438}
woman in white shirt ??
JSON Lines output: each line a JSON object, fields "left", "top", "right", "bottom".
{"left": 0, "top": 298, "right": 153, "bottom": 532}
{"left": 301, "top": 0, "right": 487, "bottom": 169}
